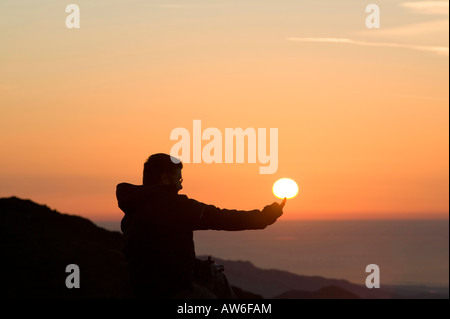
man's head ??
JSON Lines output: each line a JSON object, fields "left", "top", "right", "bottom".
{"left": 143, "top": 153, "right": 183, "bottom": 193}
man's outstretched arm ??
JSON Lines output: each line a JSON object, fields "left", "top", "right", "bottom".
{"left": 188, "top": 198, "right": 286, "bottom": 231}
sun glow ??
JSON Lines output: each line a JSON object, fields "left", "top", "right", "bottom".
{"left": 272, "top": 178, "right": 299, "bottom": 199}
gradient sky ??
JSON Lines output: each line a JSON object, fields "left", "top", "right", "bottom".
{"left": 0, "top": 0, "right": 448, "bottom": 221}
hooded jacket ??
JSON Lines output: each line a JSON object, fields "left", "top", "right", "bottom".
{"left": 116, "top": 182, "right": 278, "bottom": 298}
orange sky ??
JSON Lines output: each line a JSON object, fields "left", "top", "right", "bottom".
{"left": 0, "top": 0, "right": 448, "bottom": 221}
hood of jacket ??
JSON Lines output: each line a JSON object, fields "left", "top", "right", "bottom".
{"left": 116, "top": 182, "right": 182, "bottom": 214}
{"left": 116, "top": 183, "right": 144, "bottom": 214}
{"left": 116, "top": 182, "right": 166, "bottom": 214}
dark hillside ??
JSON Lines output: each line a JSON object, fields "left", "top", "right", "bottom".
{"left": 0, "top": 196, "right": 128, "bottom": 298}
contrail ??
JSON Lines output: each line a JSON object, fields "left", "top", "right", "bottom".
{"left": 287, "top": 37, "right": 449, "bottom": 55}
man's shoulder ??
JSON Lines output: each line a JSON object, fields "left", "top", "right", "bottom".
{"left": 174, "top": 194, "right": 207, "bottom": 207}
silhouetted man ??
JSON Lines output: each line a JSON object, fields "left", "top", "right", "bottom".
{"left": 116, "top": 153, "right": 285, "bottom": 298}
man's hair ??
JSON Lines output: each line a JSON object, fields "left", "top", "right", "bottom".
{"left": 143, "top": 153, "right": 183, "bottom": 185}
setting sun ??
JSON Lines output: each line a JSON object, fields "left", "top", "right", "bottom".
{"left": 273, "top": 178, "right": 299, "bottom": 199}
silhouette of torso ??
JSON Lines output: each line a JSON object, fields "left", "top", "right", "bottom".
{"left": 116, "top": 182, "right": 270, "bottom": 298}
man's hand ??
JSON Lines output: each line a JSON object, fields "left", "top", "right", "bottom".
{"left": 261, "top": 198, "right": 286, "bottom": 226}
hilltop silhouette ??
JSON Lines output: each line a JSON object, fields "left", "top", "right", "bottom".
{"left": 1, "top": 196, "right": 447, "bottom": 299}
{"left": 0, "top": 196, "right": 128, "bottom": 298}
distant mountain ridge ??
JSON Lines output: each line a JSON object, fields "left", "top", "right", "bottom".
{"left": 1, "top": 196, "right": 448, "bottom": 299}
{"left": 198, "top": 256, "right": 450, "bottom": 299}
